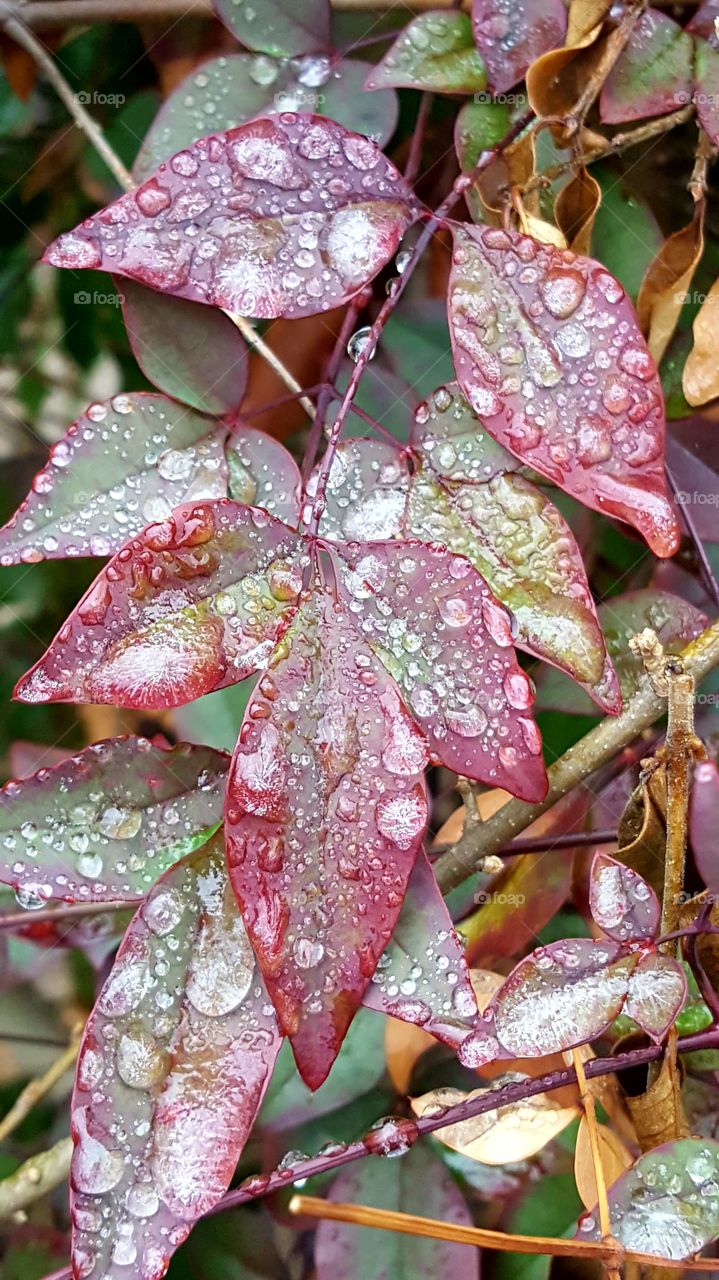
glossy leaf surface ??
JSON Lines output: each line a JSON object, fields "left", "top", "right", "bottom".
{"left": 365, "top": 13, "right": 487, "bottom": 93}
{"left": 600, "top": 10, "right": 693, "bottom": 124}
{"left": 44, "top": 116, "right": 418, "bottom": 320}
{"left": 225, "top": 588, "right": 429, "bottom": 1089}
{"left": 471, "top": 0, "right": 567, "bottom": 94}
{"left": 15, "top": 501, "right": 304, "bottom": 709}
{"left": 213, "top": 0, "right": 330, "bottom": 58}
{"left": 589, "top": 852, "right": 660, "bottom": 944}
{"left": 412, "top": 1079, "right": 579, "bottom": 1164}
{"left": 624, "top": 950, "right": 687, "bottom": 1040}
{"left": 226, "top": 425, "right": 301, "bottom": 525}
{"left": 0, "top": 736, "right": 228, "bottom": 906}
{"left": 447, "top": 222, "right": 680, "bottom": 557}
{"left": 314, "top": 439, "right": 411, "bottom": 543}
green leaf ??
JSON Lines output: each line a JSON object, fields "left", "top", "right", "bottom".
{"left": 592, "top": 165, "right": 664, "bottom": 300}
{"left": 495, "top": 1174, "right": 582, "bottom": 1280}
{"left": 213, "top": 0, "right": 329, "bottom": 58}
{"left": 365, "top": 13, "right": 487, "bottom": 93}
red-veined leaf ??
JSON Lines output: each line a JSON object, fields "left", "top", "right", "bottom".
{"left": 576, "top": 1138, "right": 719, "bottom": 1260}
{"left": 328, "top": 539, "right": 548, "bottom": 801}
{"left": 212, "top": 0, "right": 330, "bottom": 58}
{"left": 0, "top": 736, "right": 228, "bottom": 907}
{"left": 225, "top": 586, "right": 429, "bottom": 1089}
{"left": 600, "top": 10, "right": 693, "bottom": 124}
{"left": 471, "top": 0, "right": 567, "bottom": 94}
{"left": 447, "top": 222, "right": 680, "bottom": 557}
{"left": 589, "top": 852, "right": 660, "bottom": 944}
{"left": 365, "top": 12, "right": 487, "bottom": 93}
{"left": 624, "top": 950, "right": 687, "bottom": 1040}
{"left": 0, "top": 394, "right": 227, "bottom": 565}
{"left": 135, "top": 55, "right": 398, "bottom": 181}
{"left": 15, "top": 501, "right": 305, "bottom": 709}
{"left": 71, "top": 835, "right": 281, "bottom": 1280}
{"left": 226, "top": 425, "right": 301, "bottom": 525}
{"left": 44, "top": 115, "right": 418, "bottom": 320}
{"left": 690, "top": 759, "right": 719, "bottom": 892}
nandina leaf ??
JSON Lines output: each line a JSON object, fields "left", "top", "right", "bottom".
{"left": 328, "top": 539, "right": 548, "bottom": 801}
{"left": 600, "top": 10, "right": 693, "bottom": 124}
{"left": 213, "top": 0, "right": 330, "bottom": 59}
{"left": 589, "top": 852, "right": 660, "bottom": 944}
{"left": 690, "top": 760, "right": 719, "bottom": 892}
{"left": 454, "top": 97, "right": 515, "bottom": 223}
{"left": 689, "top": 3, "right": 719, "bottom": 49}
{"left": 316, "top": 1143, "right": 479, "bottom": 1280}
{"left": 314, "top": 438, "right": 412, "bottom": 542}
{"left": 576, "top": 1138, "right": 719, "bottom": 1260}
{"left": 0, "top": 394, "right": 228, "bottom": 565}
{"left": 667, "top": 416, "right": 719, "bottom": 542}
{"left": 135, "top": 56, "right": 398, "bottom": 181}
{"left": 0, "top": 736, "right": 228, "bottom": 907}
{"left": 120, "top": 280, "right": 249, "bottom": 415}
{"left": 71, "top": 835, "right": 281, "bottom": 1280}
{"left": 460, "top": 844, "right": 576, "bottom": 968}
{"left": 447, "top": 222, "right": 680, "bottom": 557}
{"left": 624, "top": 950, "right": 687, "bottom": 1040}
{"left": 694, "top": 37, "right": 719, "bottom": 150}
{"left": 411, "top": 1082, "right": 579, "bottom": 1165}
{"left": 363, "top": 850, "right": 479, "bottom": 1048}
{"left": 15, "top": 501, "right": 304, "bottom": 709}
{"left": 471, "top": 0, "right": 567, "bottom": 94}
{"left": 225, "top": 586, "right": 429, "bottom": 1089}
{"left": 411, "top": 382, "right": 518, "bottom": 482}
{"left": 44, "top": 115, "right": 418, "bottom": 320}
{"left": 365, "top": 12, "right": 487, "bottom": 93}
{"left": 226, "top": 425, "right": 301, "bottom": 525}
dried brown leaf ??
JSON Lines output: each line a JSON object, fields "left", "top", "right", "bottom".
{"left": 683, "top": 277, "right": 719, "bottom": 406}
{"left": 566, "top": 0, "right": 613, "bottom": 48}
{"left": 554, "top": 166, "right": 601, "bottom": 255}
{"left": 616, "top": 769, "right": 667, "bottom": 900}
{"left": 624, "top": 1049, "right": 689, "bottom": 1152}
{"left": 637, "top": 207, "right": 705, "bottom": 364}
{"left": 412, "top": 1083, "right": 579, "bottom": 1164}
{"left": 574, "top": 1113, "right": 634, "bottom": 1210}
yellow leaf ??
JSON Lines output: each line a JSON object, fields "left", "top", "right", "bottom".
{"left": 683, "top": 277, "right": 719, "bottom": 406}
{"left": 574, "top": 1113, "right": 634, "bottom": 1210}
{"left": 412, "top": 1083, "right": 579, "bottom": 1165}
{"left": 637, "top": 208, "right": 704, "bottom": 365}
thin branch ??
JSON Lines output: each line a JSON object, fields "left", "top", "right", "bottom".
{"left": 0, "top": 899, "right": 129, "bottom": 931}
{"left": 229, "top": 316, "right": 316, "bottom": 418}
{"left": 0, "top": 1136, "right": 72, "bottom": 1220}
{"left": 6, "top": 0, "right": 473, "bottom": 25}
{"left": 0, "top": 1036, "right": 80, "bottom": 1143}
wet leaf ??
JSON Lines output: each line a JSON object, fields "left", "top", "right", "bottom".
{"left": 600, "top": 10, "right": 693, "bottom": 124}
{"left": 574, "top": 1114, "right": 633, "bottom": 1212}
{"left": 637, "top": 207, "right": 704, "bottom": 365}
{"left": 329, "top": 539, "right": 548, "bottom": 801}
{"left": 44, "top": 116, "right": 418, "bottom": 321}
{"left": 589, "top": 853, "right": 660, "bottom": 944}
{"left": 461, "top": 847, "right": 576, "bottom": 968}
{"left": 690, "top": 759, "right": 719, "bottom": 892}
{"left": 225, "top": 587, "right": 429, "bottom": 1089}
{"left": 135, "top": 55, "right": 398, "bottom": 180}
{"left": 625, "top": 1049, "right": 690, "bottom": 1151}
{"left": 554, "top": 167, "right": 601, "bottom": 257}
{"left": 365, "top": 12, "right": 487, "bottom": 93}
{"left": 0, "top": 736, "right": 228, "bottom": 906}
{"left": 413, "top": 1077, "right": 578, "bottom": 1164}
{"left": 624, "top": 951, "right": 687, "bottom": 1040}
{"left": 454, "top": 97, "right": 513, "bottom": 222}
{"left": 212, "top": 0, "right": 330, "bottom": 59}
{"left": 448, "top": 222, "right": 680, "bottom": 557}
{"left": 315, "top": 1143, "right": 479, "bottom": 1280}
{"left": 682, "top": 276, "right": 719, "bottom": 406}
{"left": 0, "top": 394, "right": 228, "bottom": 565}
{"left": 576, "top": 1138, "right": 719, "bottom": 1260}
{"left": 693, "top": 38, "right": 719, "bottom": 147}
{"left": 471, "top": 0, "right": 567, "bottom": 95}
{"left": 71, "top": 835, "right": 281, "bottom": 1280}
{"left": 120, "top": 280, "right": 249, "bottom": 415}
{"left": 592, "top": 165, "right": 664, "bottom": 301}
{"left": 226, "top": 425, "right": 301, "bottom": 525}
{"left": 15, "top": 501, "right": 304, "bottom": 709}
{"left": 314, "top": 438, "right": 412, "bottom": 542}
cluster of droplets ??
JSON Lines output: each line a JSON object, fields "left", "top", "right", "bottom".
{"left": 314, "top": 438, "right": 410, "bottom": 541}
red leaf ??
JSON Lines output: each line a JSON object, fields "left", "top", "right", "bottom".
{"left": 71, "top": 835, "right": 281, "bottom": 1280}
{"left": 624, "top": 950, "right": 686, "bottom": 1040}
{"left": 225, "top": 587, "right": 429, "bottom": 1089}
{"left": 15, "top": 501, "right": 304, "bottom": 709}
{"left": 471, "top": 0, "right": 567, "bottom": 94}
{"left": 328, "top": 539, "right": 548, "bottom": 802}
{"left": 600, "top": 10, "right": 693, "bottom": 125}
{"left": 226, "top": 425, "right": 301, "bottom": 526}
{"left": 447, "top": 222, "right": 680, "bottom": 556}
{"left": 589, "top": 852, "right": 660, "bottom": 944}
{"left": 43, "top": 115, "right": 418, "bottom": 320}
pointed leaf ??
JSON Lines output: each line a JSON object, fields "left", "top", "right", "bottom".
{"left": 0, "top": 736, "right": 228, "bottom": 906}
{"left": 600, "top": 10, "right": 693, "bottom": 124}
{"left": 225, "top": 587, "right": 429, "bottom": 1089}
{"left": 363, "top": 849, "right": 478, "bottom": 1048}
{"left": 120, "top": 280, "right": 249, "bottom": 415}
{"left": 0, "top": 394, "right": 228, "bottom": 565}
{"left": 471, "top": 0, "right": 567, "bottom": 94}
{"left": 411, "top": 381, "right": 518, "bottom": 483}
{"left": 683, "top": 275, "right": 719, "bottom": 406}
{"left": 226, "top": 425, "right": 301, "bottom": 525}
{"left": 365, "top": 13, "right": 487, "bottom": 93}
{"left": 213, "top": 0, "right": 330, "bottom": 58}
{"left": 44, "top": 116, "right": 418, "bottom": 320}
{"left": 412, "top": 1080, "right": 579, "bottom": 1164}
{"left": 693, "top": 38, "right": 719, "bottom": 148}
{"left": 314, "top": 438, "right": 412, "bottom": 542}
{"left": 71, "top": 836, "right": 281, "bottom": 1280}
{"left": 589, "top": 852, "right": 660, "bottom": 944}
{"left": 624, "top": 950, "right": 687, "bottom": 1040}
{"left": 448, "top": 222, "right": 680, "bottom": 557}
{"left": 15, "top": 501, "right": 304, "bottom": 709}
{"left": 690, "top": 759, "right": 719, "bottom": 892}
{"left": 637, "top": 207, "right": 704, "bottom": 365}
{"left": 329, "top": 539, "right": 548, "bottom": 802}
{"left": 576, "top": 1138, "right": 719, "bottom": 1260}
{"left": 135, "top": 55, "right": 398, "bottom": 181}
{"left": 574, "top": 1114, "right": 633, "bottom": 1212}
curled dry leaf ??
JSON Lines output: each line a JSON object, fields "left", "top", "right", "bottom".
{"left": 554, "top": 166, "right": 601, "bottom": 256}
{"left": 637, "top": 206, "right": 704, "bottom": 365}
{"left": 0, "top": 736, "right": 228, "bottom": 907}
{"left": 365, "top": 12, "right": 487, "bottom": 94}
{"left": 71, "top": 834, "right": 281, "bottom": 1280}
{"left": 412, "top": 1075, "right": 579, "bottom": 1164}
{"left": 574, "top": 1113, "right": 633, "bottom": 1212}
{"left": 599, "top": 9, "right": 693, "bottom": 124}
{"left": 471, "top": 0, "right": 567, "bottom": 95}
{"left": 624, "top": 1047, "right": 690, "bottom": 1151}
{"left": 44, "top": 115, "right": 418, "bottom": 321}
{"left": 526, "top": 37, "right": 613, "bottom": 121}
{"left": 448, "top": 222, "right": 680, "bottom": 557}
{"left": 14, "top": 501, "right": 304, "bottom": 709}
{"left": 682, "top": 277, "right": 719, "bottom": 406}
{"left": 566, "top": 0, "right": 613, "bottom": 47}
{"left": 212, "top": 0, "right": 330, "bottom": 60}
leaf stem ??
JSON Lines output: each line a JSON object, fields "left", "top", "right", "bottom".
{"left": 0, "top": 1136, "right": 72, "bottom": 1220}
{"left": 661, "top": 659, "right": 700, "bottom": 950}
{"left": 0, "top": 1034, "right": 80, "bottom": 1143}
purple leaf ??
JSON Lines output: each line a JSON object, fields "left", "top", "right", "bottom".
{"left": 447, "top": 222, "right": 680, "bottom": 557}
{"left": 314, "top": 438, "right": 412, "bottom": 542}
{"left": 691, "top": 759, "right": 719, "bottom": 892}
{"left": 694, "top": 38, "right": 719, "bottom": 149}
{"left": 688, "top": 2, "right": 719, "bottom": 49}
{"left": 328, "top": 539, "right": 548, "bottom": 801}
{"left": 71, "top": 835, "right": 281, "bottom": 1280}
{"left": 0, "top": 394, "right": 228, "bottom": 565}
{"left": 589, "top": 852, "right": 660, "bottom": 944}
{"left": 624, "top": 950, "right": 687, "bottom": 1040}
{"left": 43, "top": 116, "right": 418, "bottom": 320}
{"left": 600, "top": 10, "right": 693, "bottom": 124}
{"left": 411, "top": 382, "right": 519, "bottom": 483}
{"left": 363, "top": 850, "right": 478, "bottom": 1048}
{"left": 0, "top": 736, "right": 228, "bottom": 907}
{"left": 471, "top": 0, "right": 567, "bottom": 94}
{"left": 15, "top": 501, "right": 304, "bottom": 709}
{"left": 667, "top": 415, "right": 719, "bottom": 542}
{"left": 212, "top": 0, "right": 330, "bottom": 58}
{"left": 225, "top": 587, "right": 429, "bottom": 1089}
{"left": 226, "top": 425, "right": 301, "bottom": 526}
{"left": 365, "top": 12, "right": 487, "bottom": 94}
